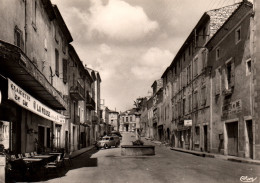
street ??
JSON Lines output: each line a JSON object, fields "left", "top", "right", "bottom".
{"left": 41, "top": 132, "right": 260, "bottom": 183}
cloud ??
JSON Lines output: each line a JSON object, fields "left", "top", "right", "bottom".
{"left": 100, "top": 44, "right": 112, "bottom": 55}
{"left": 87, "top": 0, "right": 159, "bottom": 41}
{"left": 131, "top": 47, "right": 173, "bottom": 80}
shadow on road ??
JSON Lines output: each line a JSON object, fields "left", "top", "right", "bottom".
{"left": 6, "top": 149, "right": 99, "bottom": 183}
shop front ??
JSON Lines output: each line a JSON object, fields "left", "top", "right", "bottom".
{"left": 0, "top": 78, "right": 66, "bottom": 154}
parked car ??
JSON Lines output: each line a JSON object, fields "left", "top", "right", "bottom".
{"left": 96, "top": 135, "right": 120, "bottom": 149}
{"left": 110, "top": 131, "right": 122, "bottom": 140}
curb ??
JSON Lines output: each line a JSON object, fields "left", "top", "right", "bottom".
{"left": 71, "top": 146, "right": 95, "bottom": 159}
{"left": 227, "top": 158, "right": 260, "bottom": 165}
{"left": 171, "top": 147, "right": 260, "bottom": 165}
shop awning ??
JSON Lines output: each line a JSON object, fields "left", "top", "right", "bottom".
{"left": 0, "top": 40, "right": 67, "bottom": 110}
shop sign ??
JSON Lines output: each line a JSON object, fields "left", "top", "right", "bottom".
{"left": 184, "top": 120, "right": 192, "bottom": 126}
{"left": 7, "top": 78, "right": 65, "bottom": 124}
{"left": 222, "top": 99, "right": 242, "bottom": 117}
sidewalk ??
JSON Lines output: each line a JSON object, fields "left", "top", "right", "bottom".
{"left": 70, "top": 145, "right": 95, "bottom": 159}
{"left": 170, "top": 147, "right": 260, "bottom": 165}
{"left": 145, "top": 137, "right": 260, "bottom": 166}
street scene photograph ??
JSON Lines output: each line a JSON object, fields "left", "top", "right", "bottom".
{"left": 0, "top": 0, "right": 260, "bottom": 182}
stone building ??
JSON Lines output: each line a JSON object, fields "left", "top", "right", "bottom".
{"left": 167, "top": 2, "right": 241, "bottom": 151}
{"left": 252, "top": 0, "right": 260, "bottom": 160}
{"left": 161, "top": 68, "right": 173, "bottom": 144}
{"left": 206, "top": 1, "right": 254, "bottom": 158}
{"left": 0, "top": 0, "right": 101, "bottom": 155}
{"left": 0, "top": 0, "right": 71, "bottom": 153}
{"left": 119, "top": 108, "right": 139, "bottom": 132}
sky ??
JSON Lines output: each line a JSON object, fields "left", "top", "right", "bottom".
{"left": 51, "top": 0, "right": 246, "bottom": 112}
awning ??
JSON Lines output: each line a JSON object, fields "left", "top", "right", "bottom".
{"left": 8, "top": 78, "right": 65, "bottom": 124}
{"left": 0, "top": 40, "right": 67, "bottom": 110}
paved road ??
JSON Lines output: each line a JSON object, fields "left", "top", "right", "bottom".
{"left": 42, "top": 132, "right": 260, "bottom": 183}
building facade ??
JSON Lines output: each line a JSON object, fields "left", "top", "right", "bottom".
{"left": 206, "top": 1, "right": 254, "bottom": 158}
{"left": 0, "top": 0, "right": 101, "bottom": 155}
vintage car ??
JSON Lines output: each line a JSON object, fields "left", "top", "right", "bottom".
{"left": 96, "top": 135, "right": 120, "bottom": 149}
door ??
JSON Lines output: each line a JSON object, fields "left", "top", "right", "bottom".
{"left": 65, "top": 131, "right": 69, "bottom": 153}
{"left": 38, "top": 126, "right": 45, "bottom": 152}
{"left": 246, "top": 120, "right": 253, "bottom": 159}
{"left": 227, "top": 122, "right": 238, "bottom": 156}
{"left": 204, "top": 125, "right": 208, "bottom": 152}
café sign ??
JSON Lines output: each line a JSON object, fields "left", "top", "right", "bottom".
{"left": 184, "top": 120, "right": 192, "bottom": 126}
{"left": 8, "top": 78, "right": 65, "bottom": 124}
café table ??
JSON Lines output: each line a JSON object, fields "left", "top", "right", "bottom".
{"left": 32, "top": 155, "right": 55, "bottom": 163}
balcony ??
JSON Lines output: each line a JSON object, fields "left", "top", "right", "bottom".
{"left": 70, "top": 81, "right": 84, "bottom": 101}
{"left": 0, "top": 40, "right": 67, "bottom": 109}
{"left": 86, "top": 93, "right": 95, "bottom": 110}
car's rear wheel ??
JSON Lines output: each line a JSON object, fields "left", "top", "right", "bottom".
{"left": 104, "top": 144, "right": 108, "bottom": 149}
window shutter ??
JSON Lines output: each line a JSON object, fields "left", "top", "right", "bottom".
{"left": 215, "top": 70, "right": 220, "bottom": 95}
{"left": 222, "top": 68, "right": 226, "bottom": 92}
{"left": 14, "top": 29, "right": 17, "bottom": 46}
{"left": 230, "top": 61, "right": 235, "bottom": 88}
{"left": 63, "top": 59, "right": 68, "bottom": 83}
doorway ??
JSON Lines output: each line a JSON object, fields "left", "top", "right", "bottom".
{"left": 204, "top": 125, "right": 208, "bottom": 152}
{"left": 246, "top": 120, "right": 253, "bottom": 159}
{"left": 226, "top": 122, "right": 238, "bottom": 156}
{"left": 65, "top": 131, "right": 69, "bottom": 153}
{"left": 38, "top": 126, "right": 45, "bottom": 152}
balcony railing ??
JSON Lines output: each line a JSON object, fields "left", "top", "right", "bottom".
{"left": 86, "top": 93, "right": 95, "bottom": 110}
{"left": 70, "top": 81, "right": 84, "bottom": 101}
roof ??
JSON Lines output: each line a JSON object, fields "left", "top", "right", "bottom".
{"left": 168, "top": 2, "right": 242, "bottom": 69}
{"left": 53, "top": 5, "right": 73, "bottom": 43}
{"left": 206, "top": 0, "right": 253, "bottom": 49}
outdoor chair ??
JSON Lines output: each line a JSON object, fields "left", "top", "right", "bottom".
{"left": 44, "top": 155, "right": 62, "bottom": 178}
{"left": 63, "top": 152, "right": 72, "bottom": 167}
{"left": 18, "top": 154, "right": 23, "bottom": 159}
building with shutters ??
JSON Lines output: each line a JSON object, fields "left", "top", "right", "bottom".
{"left": 0, "top": 0, "right": 72, "bottom": 154}
{"left": 206, "top": 1, "right": 253, "bottom": 158}
{"left": 162, "top": 2, "right": 243, "bottom": 151}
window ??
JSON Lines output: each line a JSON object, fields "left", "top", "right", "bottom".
{"left": 54, "top": 26, "right": 59, "bottom": 44}
{"left": 63, "top": 59, "right": 67, "bottom": 83}
{"left": 235, "top": 27, "right": 241, "bottom": 44}
{"left": 62, "top": 39, "right": 66, "bottom": 54}
{"left": 130, "top": 117, "right": 132, "bottom": 122}
{"left": 224, "top": 60, "right": 235, "bottom": 90}
{"left": 194, "top": 58, "right": 198, "bottom": 76}
{"left": 14, "top": 26, "right": 24, "bottom": 50}
{"left": 126, "top": 117, "right": 128, "bottom": 122}
{"left": 183, "top": 53, "right": 186, "bottom": 62}
{"left": 55, "top": 49, "right": 59, "bottom": 76}
{"left": 216, "top": 47, "right": 220, "bottom": 60}
{"left": 215, "top": 68, "right": 221, "bottom": 95}
{"left": 201, "top": 86, "right": 206, "bottom": 105}
{"left": 246, "top": 59, "right": 251, "bottom": 76}
{"left": 189, "top": 45, "right": 191, "bottom": 56}
{"left": 189, "top": 94, "right": 192, "bottom": 112}
{"left": 193, "top": 91, "right": 198, "bottom": 109}
{"left": 202, "top": 50, "right": 206, "bottom": 69}
{"left": 183, "top": 98, "right": 186, "bottom": 115}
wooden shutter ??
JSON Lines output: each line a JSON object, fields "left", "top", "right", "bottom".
{"left": 215, "top": 70, "right": 220, "bottom": 95}
{"left": 222, "top": 68, "right": 226, "bottom": 92}
{"left": 230, "top": 61, "right": 235, "bottom": 88}
{"left": 63, "top": 59, "right": 68, "bottom": 83}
